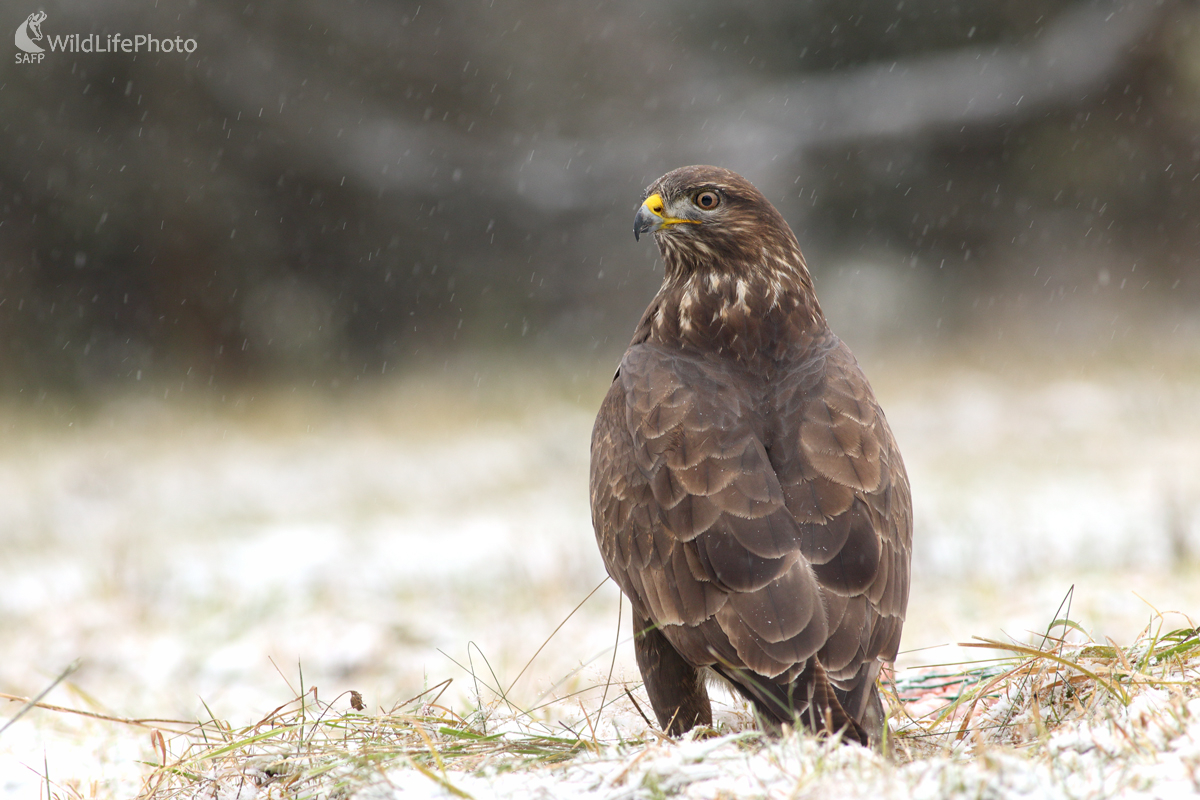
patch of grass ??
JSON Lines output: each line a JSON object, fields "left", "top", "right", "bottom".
{"left": 887, "top": 596, "right": 1200, "bottom": 759}
{"left": 6, "top": 595, "right": 1199, "bottom": 798}
{"left": 135, "top": 608, "right": 1200, "bottom": 795}
{"left": 133, "top": 677, "right": 626, "bottom": 799}
{"left": 127, "top": 587, "right": 656, "bottom": 799}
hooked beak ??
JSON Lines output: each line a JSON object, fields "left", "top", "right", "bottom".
{"left": 633, "top": 196, "right": 663, "bottom": 242}
{"left": 633, "top": 192, "right": 699, "bottom": 241}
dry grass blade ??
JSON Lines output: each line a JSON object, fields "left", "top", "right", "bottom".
{"left": 0, "top": 693, "right": 197, "bottom": 736}
{"left": 890, "top": 607, "right": 1200, "bottom": 756}
{"left": 0, "top": 660, "right": 81, "bottom": 737}
{"left": 503, "top": 577, "right": 609, "bottom": 700}
{"left": 959, "top": 636, "right": 1131, "bottom": 704}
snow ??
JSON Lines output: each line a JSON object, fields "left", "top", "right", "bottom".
{"left": 309, "top": 701, "right": 1200, "bottom": 800}
{"left": 2, "top": 356, "right": 1200, "bottom": 797}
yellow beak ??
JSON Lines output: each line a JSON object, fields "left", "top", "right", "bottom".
{"left": 633, "top": 193, "right": 699, "bottom": 241}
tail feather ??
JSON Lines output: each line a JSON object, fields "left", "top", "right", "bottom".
{"left": 714, "top": 659, "right": 869, "bottom": 746}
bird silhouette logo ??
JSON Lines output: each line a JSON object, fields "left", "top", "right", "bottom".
{"left": 15, "top": 10, "right": 47, "bottom": 53}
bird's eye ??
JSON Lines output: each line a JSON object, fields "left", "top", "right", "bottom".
{"left": 694, "top": 191, "right": 720, "bottom": 210}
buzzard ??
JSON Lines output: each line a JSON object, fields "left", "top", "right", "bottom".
{"left": 589, "top": 166, "right": 911, "bottom": 746}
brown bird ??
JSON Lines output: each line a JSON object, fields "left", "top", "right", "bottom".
{"left": 589, "top": 166, "right": 911, "bottom": 746}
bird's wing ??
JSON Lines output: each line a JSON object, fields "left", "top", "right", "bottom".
{"left": 590, "top": 342, "right": 830, "bottom": 683}
{"left": 770, "top": 336, "right": 912, "bottom": 689}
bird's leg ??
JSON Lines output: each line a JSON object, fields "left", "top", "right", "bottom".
{"left": 801, "top": 659, "right": 869, "bottom": 747}
{"left": 633, "top": 617, "right": 712, "bottom": 736}
{"left": 832, "top": 660, "right": 885, "bottom": 749}
{"left": 858, "top": 684, "right": 886, "bottom": 751}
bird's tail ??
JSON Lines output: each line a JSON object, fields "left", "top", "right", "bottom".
{"left": 715, "top": 659, "right": 869, "bottom": 746}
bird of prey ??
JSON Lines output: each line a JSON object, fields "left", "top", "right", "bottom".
{"left": 589, "top": 166, "right": 911, "bottom": 746}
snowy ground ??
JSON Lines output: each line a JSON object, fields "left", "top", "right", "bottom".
{"left": 2, "top": 347, "right": 1200, "bottom": 798}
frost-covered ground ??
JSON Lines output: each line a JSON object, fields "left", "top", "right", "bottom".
{"left": 2, "top": 349, "right": 1200, "bottom": 798}
{"left": 374, "top": 693, "right": 1200, "bottom": 800}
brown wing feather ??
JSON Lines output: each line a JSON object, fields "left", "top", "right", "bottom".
{"left": 772, "top": 336, "right": 912, "bottom": 718}
{"left": 590, "top": 335, "right": 910, "bottom": 741}
{"left": 592, "top": 344, "right": 827, "bottom": 669}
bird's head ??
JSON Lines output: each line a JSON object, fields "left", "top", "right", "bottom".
{"left": 630, "top": 166, "right": 823, "bottom": 350}
{"left": 633, "top": 165, "right": 805, "bottom": 281}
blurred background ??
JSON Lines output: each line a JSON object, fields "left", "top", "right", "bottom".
{"left": 3, "top": 0, "right": 1200, "bottom": 793}
{"left": 3, "top": 0, "right": 1199, "bottom": 391}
